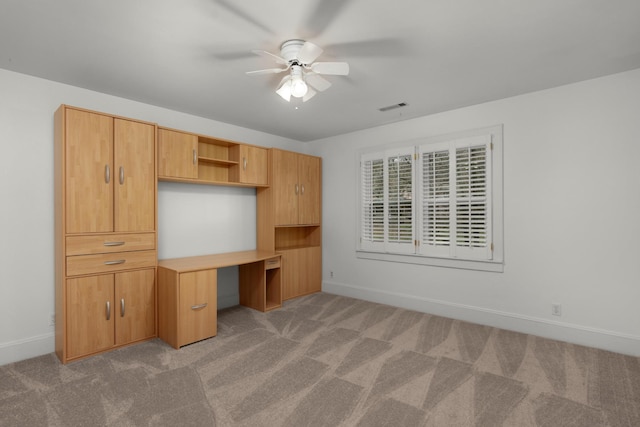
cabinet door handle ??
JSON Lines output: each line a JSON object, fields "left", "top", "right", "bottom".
{"left": 243, "top": 157, "right": 247, "bottom": 171}
{"left": 106, "top": 301, "right": 111, "bottom": 320}
{"left": 119, "top": 166, "right": 124, "bottom": 185}
{"left": 193, "top": 149, "right": 197, "bottom": 165}
{"left": 104, "top": 259, "right": 126, "bottom": 265}
{"left": 295, "top": 184, "right": 299, "bottom": 195}
{"left": 191, "top": 303, "right": 208, "bottom": 310}
{"left": 103, "top": 241, "right": 125, "bottom": 247}
{"left": 301, "top": 184, "right": 305, "bottom": 195}
{"left": 105, "top": 165, "right": 110, "bottom": 183}
{"left": 120, "top": 298, "right": 125, "bottom": 317}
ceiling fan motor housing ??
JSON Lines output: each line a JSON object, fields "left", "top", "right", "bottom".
{"left": 280, "top": 39, "right": 306, "bottom": 64}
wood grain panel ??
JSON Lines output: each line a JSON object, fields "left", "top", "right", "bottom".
{"left": 66, "top": 275, "right": 114, "bottom": 359}
{"left": 273, "top": 149, "right": 299, "bottom": 225}
{"left": 178, "top": 270, "right": 217, "bottom": 347}
{"left": 115, "top": 269, "right": 156, "bottom": 345}
{"left": 66, "top": 232, "right": 155, "bottom": 255}
{"left": 157, "top": 128, "right": 197, "bottom": 179}
{"left": 66, "top": 250, "right": 156, "bottom": 276}
{"left": 114, "top": 119, "right": 156, "bottom": 232}
{"left": 298, "top": 154, "right": 321, "bottom": 225}
{"left": 65, "top": 109, "right": 113, "bottom": 233}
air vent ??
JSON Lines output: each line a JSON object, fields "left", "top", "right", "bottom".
{"left": 379, "top": 102, "right": 408, "bottom": 112}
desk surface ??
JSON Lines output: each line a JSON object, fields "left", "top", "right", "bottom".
{"left": 158, "top": 250, "right": 280, "bottom": 273}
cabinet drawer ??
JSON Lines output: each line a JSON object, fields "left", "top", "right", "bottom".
{"left": 67, "top": 250, "right": 156, "bottom": 276}
{"left": 66, "top": 233, "right": 155, "bottom": 256}
{"left": 265, "top": 257, "right": 281, "bottom": 270}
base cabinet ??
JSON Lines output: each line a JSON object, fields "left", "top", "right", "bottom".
{"left": 158, "top": 268, "right": 217, "bottom": 349}
{"left": 66, "top": 269, "right": 156, "bottom": 360}
{"left": 280, "top": 247, "right": 321, "bottom": 300}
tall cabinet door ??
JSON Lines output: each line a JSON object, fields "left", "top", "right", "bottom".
{"left": 298, "top": 155, "right": 321, "bottom": 225}
{"left": 115, "top": 269, "right": 156, "bottom": 346}
{"left": 273, "top": 149, "right": 299, "bottom": 226}
{"left": 65, "top": 109, "right": 114, "bottom": 233}
{"left": 66, "top": 275, "right": 115, "bottom": 359}
{"left": 114, "top": 119, "right": 156, "bottom": 232}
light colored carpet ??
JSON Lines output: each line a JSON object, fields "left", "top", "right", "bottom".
{"left": 1, "top": 292, "right": 639, "bottom": 426}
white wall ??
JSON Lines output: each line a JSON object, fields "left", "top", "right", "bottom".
{"left": 0, "top": 69, "right": 305, "bottom": 365}
{"left": 311, "top": 68, "right": 640, "bottom": 356}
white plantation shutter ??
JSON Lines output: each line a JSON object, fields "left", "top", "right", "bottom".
{"left": 360, "top": 153, "right": 385, "bottom": 251}
{"left": 454, "top": 136, "right": 492, "bottom": 260}
{"left": 418, "top": 135, "right": 492, "bottom": 260}
{"left": 419, "top": 142, "right": 451, "bottom": 257}
{"left": 359, "top": 129, "right": 497, "bottom": 264}
{"left": 385, "top": 149, "right": 414, "bottom": 253}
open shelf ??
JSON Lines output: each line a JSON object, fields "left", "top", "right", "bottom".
{"left": 274, "top": 225, "right": 321, "bottom": 251}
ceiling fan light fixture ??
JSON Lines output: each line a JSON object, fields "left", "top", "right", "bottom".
{"left": 276, "top": 78, "right": 292, "bottom": 102}
{"left": 289, "top": 65, "right": 308, "bottom": 98}
{"left": 290, "top": 77, "right": 308, "bottom": 98}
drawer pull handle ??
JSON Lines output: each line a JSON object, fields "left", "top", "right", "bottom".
{"left": 104, "top": 260, "right": 126, "bottom": 265}
{"left": 120, "top": 299, "right": 125, "bottom": 317}
{"left": 106, "top": 301, "right": 111, "bottom": 320}
{"left": 103, "top": 241, "right": 125, "bottom": 247}
{"left": 105, "top": 164, "right": 110, "bottom": 184}
{"left": 191, "top": 303, "right": 208, "bottom": 310}
{"left": 119, "top": 166, "right": 125, "bottom": 185}
{"left": 267, "top": 260, "right": 278, "bottom": 264}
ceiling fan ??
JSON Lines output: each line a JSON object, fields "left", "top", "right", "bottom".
{"left": 246, "top": 39, "right": 349, "bottom": 102}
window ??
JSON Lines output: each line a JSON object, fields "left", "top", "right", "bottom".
{"left": 358, "top": 126, "right": 503, "bottom": 271}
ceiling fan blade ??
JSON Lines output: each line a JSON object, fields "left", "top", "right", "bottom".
{"left": 310, "top": 62, "right": 349, "bottom": 75}
{"left": 297, "top": 41, "right": 323, "bottom": 64}
{"left": 252, "top": 50, "right": 287, "bottom": 65}
{"left": 212, "top": 0, "right": 274, "bottom": 35}
{"left": 246, "top": 67, "right": 288, "bottom": 75}
{"left": 302, "top": 0, "right": 353, "bottom": 38}
{"left": 303, "top": 87, "right": 317, "bottom": 103}
{"left": 305, "top": 73, "right": 332, "bottom": 92}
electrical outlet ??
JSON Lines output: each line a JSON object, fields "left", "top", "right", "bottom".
{"left": 330, "top": 271, "right": 334, "bottom": 278}
{"left": 551, "top": 304, "right": 562, "bottom": 317}
{"left": 49, "top": 313, "right": 55, "bottom": 327}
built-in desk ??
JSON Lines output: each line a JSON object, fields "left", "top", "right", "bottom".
{"left": 157, "top": 250, "right": 281, "bottom": 348}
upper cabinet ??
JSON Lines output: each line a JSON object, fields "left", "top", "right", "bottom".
{"left": 158, "top": 128, "right": 197, "bottom": 179}
{"left": 272, "top": 149, "right": 321, "bottom": 226}
{"left": 157, "top": 127, "right": 268, "bottom": 187}
{"left": 64, "top": 108, "right": 156, "bottom": 234}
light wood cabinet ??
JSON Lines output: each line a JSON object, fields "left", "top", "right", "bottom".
{"left": 158, "top": 267, "right": 217, "bottom": 349}
{"left": 55, "top": 105, "right": 157, "bottom": 364}
{"left": 272, "top": 149, "right": 321, "bottom": 226}
{"left": 158, "top": 128, "right": 198, "bottom": 179}
{"left": 65, "top": 108, "right": 155, "bottom": 233}
{"left": 278, "top": 247, "right": 321, "bottom": 300}
{"left": 257, "top": 149, "right": 322, "bottom": 300}
{"left": 66, "top": 269, "right": 155, "bottom": 360}
{"left": 230, "top": 144, "right": 268, "bottom": 185}
{"left": 157, "top": 127, "right": 268, "bottom": 187}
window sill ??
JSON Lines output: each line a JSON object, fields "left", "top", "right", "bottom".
{"left": 356, "top": 250, "right": 504, "bottom": 273}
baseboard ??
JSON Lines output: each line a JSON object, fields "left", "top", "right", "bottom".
{"left": 0, "top": 332, "right": 55, "bottom": 366}
{"left": 323, "top": 280, "right": 640, "bottom": 357}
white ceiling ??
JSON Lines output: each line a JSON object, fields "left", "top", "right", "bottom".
{"left": 2, "top": 0, "right": 640, "bottom": 142}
